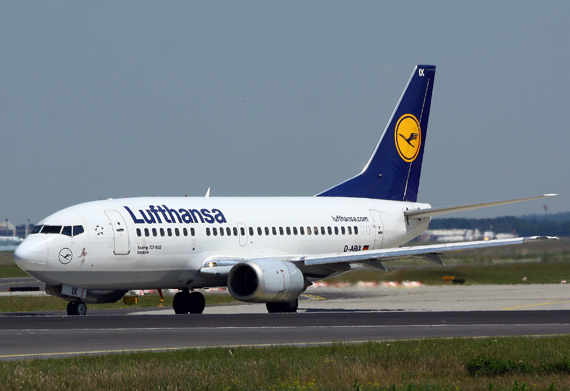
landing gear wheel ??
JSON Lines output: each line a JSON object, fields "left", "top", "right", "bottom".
{"left": 67, "top": 301, "right": 87, "bottom": 316}
{"left": 173, "top": 291, "right": 205, "bottom": 314}
{"left": 188, "top": 292, "right": 205, "bottom": 314}
{"left": 173, "top": 292, "right": 190, "bottom": 314}
{"left": 266, "top": 299, "right": 298, "bottom": 313}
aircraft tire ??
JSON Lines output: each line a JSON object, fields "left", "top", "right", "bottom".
{"left": 266, "top": 302, "right": 281, "bottom": 313}
{"left": 282, "top": 298, "right": 298, "bottom": 313}
{"left": 67, "top": 301, "right": 87, "bottom": 316}
{"left": 266, "top": 299, "right": 298, "bottom": 313}
{"left": 188, "top": 292, "right": 205, "bottom": 314}
{"left": 173, "top": 292, "right": 189, "bottom": 314}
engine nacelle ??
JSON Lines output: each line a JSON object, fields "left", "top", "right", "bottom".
{"left": 227, "top": 259, "right": 305, "bottom": 303}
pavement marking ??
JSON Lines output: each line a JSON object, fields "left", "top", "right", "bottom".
{"left": 301, "top": 294, "right": 326, "bottom": 301}
{"left": 503, "top": 300, "right": 570, "bottom": 310}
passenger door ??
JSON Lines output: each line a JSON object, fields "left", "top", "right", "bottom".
{"left": 105, "top": 210, "right": 130, "bottom": 255}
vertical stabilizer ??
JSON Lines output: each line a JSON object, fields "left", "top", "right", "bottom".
{"left": 317, "top": 65, "right": 436, "bottom": 202}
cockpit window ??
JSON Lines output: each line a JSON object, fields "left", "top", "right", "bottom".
{"left": 31, "top": 224, "right": 84, "bottom": 236}
{"left": 41, "top": 225, "right": 63, "bottom": 234}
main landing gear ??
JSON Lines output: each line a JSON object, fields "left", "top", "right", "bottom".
{"left": 173, "top": 290, "right": 205, "bottom": 314}
{"left": 67, "top": 300, "right": 87, "bottom": 316}
{"left": 266, "top": 298, "right": 298, "bottom": 313}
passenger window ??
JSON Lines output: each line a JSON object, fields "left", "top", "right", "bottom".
{"left": 73, "top": 225, "right": 84, "bottom": 236}
{"left": 249, "top": 227, "right": 254, "bottom": 236}
{"left": 272, "top": 227, "right": 277, "bottom": 235}
{"left": 265, "top": 227, "right": 269, "bottom": 235}
{"left": 279, "top": 227, "right": 284, "bottom": 235}
{"left": 219, "top": 227, "right": 224, "bottom": 236}
{"left": 175, "top": 228, "right": 180, "bottom": 237}
{"left": 321, "top": 227, "right": 325, "bottom": 235}
{"left": 314, "top": 227, "right": 318, "bottom": 235}
{"left": 62, "top": 226, "right": 72, "bottom": 237}
{"left": 136, "top": 228, "right": 141, "bottom": 237}
{"left": 227, "top": 227, "right": 232, "bottom": 236}
{"left": 206, "top": 228, "right": 211, "bottom": 236}
{"left": 327, "top": 226, "right": 332, "bottom": 235}
{"left": 160, "top": 228, "right": 165, "bottom": 237}
{"left": 145, "top": 228, "right": 150, "bottom": 237}
{"left": 213, "top": 227, "right": 218, "bottom": 236}
{"left": 293, "top": 227, "right": 298, "bottom": 235}
{"left": 240, "top": 227, "right": 245, "bottom": 236}
{"left": 300, "top": 227, "right": 305, "bottom": 235}
{"left": 334, "top": 227, "right": 339, "bottom": 235}
{"left": 233, "top": 227, "right": 238, "bottom": 236}
{"left": 191, "top": 228, "right": 195, "bottom": 236}
{"left": 286, "top": 227, "right": 291, "bottom": 235}
{"left": 307, "top": 227, "right": 311, "bottom": 235}
{"left": 167, "top": 228, "right": 172, "bottom": 237}
{"left": 348, "top": 226, "right": 352, "bottom": 235}
{"left": 341, "top": 226, "right": 345, "bottom": 235}
{"left": 357, "top": 226, "right": 362, "bottom": 235}
{"left": 152, "top": 228, "right": 157, "bottom": 237}
{"left": 183, "top": 228, "right": 188, "bottom": 236}
{"left": 257, "top": 227, "right": 262, "bottom": 236}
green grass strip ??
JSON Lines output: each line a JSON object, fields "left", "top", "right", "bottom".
{"left": 2, "top": 336, "right": 570, "bottom": 390}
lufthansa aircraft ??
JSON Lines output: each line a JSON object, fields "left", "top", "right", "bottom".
{"left": 15, "top": 65, "right": 557, "bottom": 315}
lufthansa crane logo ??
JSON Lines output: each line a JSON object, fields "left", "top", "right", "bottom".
{"left": 394, "top": 114, "right": 421, "bottom": 162}
{"left": 58, "top": 248, "right": 73, "bottom": 264}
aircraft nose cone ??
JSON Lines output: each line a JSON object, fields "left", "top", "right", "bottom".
{"left": 14, "top": 236, "right": 48, "bottom": 273}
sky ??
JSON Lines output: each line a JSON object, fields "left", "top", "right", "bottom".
{"left": 1, "top": 2, "right": 569, "bottom": 225}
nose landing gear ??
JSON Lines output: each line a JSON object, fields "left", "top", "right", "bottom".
{"left": 67, "top": 300, "right": 87, "bottom": 316}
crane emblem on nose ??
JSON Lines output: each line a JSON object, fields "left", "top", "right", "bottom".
{"left": 58, "top": 248, "right": 73, "bottom": 264}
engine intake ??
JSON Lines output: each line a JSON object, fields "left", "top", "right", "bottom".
{"left": 227, "top": 259, "right": 305, "bottom": 302}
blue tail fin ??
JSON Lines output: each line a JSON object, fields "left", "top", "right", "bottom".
{"left": 317, "top": 65, "right": 436, "bottom": 202}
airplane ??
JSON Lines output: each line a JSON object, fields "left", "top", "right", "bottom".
{"left": 14, "top": 65, "right": 557, "bottom": 316}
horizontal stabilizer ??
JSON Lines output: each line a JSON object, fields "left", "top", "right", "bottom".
{"left": 405, "top": 194, "right": 558, "bottom": 220}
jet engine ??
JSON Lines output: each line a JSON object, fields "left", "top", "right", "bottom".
{"left": 227, "top": 259, "right": 305, "bottom": 302}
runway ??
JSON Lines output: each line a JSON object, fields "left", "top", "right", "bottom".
{"left": 0, "top": 311, "right": 569, "bottom": 362}
{"left": 1, "top": 282, "right": 570, "bottom": 361}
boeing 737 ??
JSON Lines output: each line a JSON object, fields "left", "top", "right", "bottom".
{"left": 15, "top": 65, "right": 557, "bottom": 315}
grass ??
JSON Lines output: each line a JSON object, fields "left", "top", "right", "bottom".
{"left": 330, "top": 260, "right": 570, "bottom": 286}
{"left": 2, "top": 336, "right": 570, "bottom": 390}
{"left": 0, "top": 292, "right": 236, "bottom": 313}
{"left": 0, "top": 251, "right": 27, "bottom": 278}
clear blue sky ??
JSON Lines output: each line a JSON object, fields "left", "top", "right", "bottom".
{"left": 1, "top": 2, "right": 568, "bottom": 224}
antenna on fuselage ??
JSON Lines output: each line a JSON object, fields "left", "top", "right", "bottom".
{"left": 205, "top": 187, "right": 211, "bottom": 198}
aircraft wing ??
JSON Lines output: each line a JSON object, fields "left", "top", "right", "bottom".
{"left": 302, "top": 236, "right": 557, "bottom": 267}
{"left": 200, "top": 236, "right": 558, "bottom": 277}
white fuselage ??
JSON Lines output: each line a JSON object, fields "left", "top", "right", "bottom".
{"left": 15, "top": 196, "right": 431, "bottom": 290}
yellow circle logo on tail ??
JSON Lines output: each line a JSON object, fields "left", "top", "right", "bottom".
{"left": 394, "top": 114, "right": 421, "bottom": 162}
